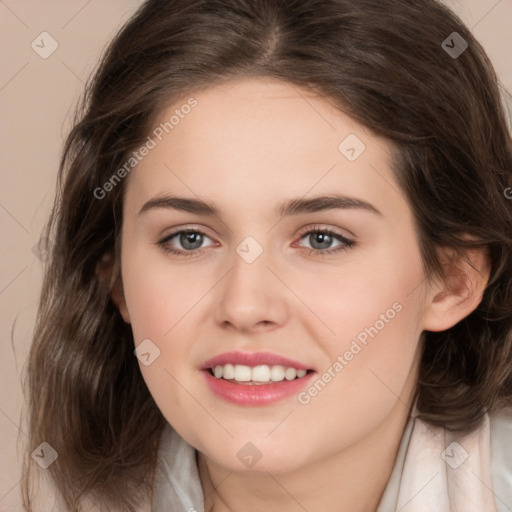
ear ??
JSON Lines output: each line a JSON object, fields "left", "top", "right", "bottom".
{"left": 421, "top": 245, "right": 491, "bottom": 332}
{"left": 95, "top": 252, "right": 131, "bottom": 324}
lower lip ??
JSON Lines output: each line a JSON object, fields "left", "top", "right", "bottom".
{"left": 202, "top": 370, "right": 316, "bottom": 406}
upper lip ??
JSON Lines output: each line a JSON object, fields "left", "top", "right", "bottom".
{"left": 201, "top": 351, "right": 313, "bottom": 371}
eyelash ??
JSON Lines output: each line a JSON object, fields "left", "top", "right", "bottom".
{"left": 157, "top": 225, "right": 355, "bottom": 258}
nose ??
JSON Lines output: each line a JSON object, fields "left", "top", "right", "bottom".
{"left": 213, "top": 241, "right": 290, "bottom": 334}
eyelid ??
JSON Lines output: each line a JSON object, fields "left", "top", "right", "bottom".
{"left": 157, "top": 225, "right": 217, "bottom": 250}
{"left": 159, "top": 224, "right": 214, "bottom": 241}
{"left": 295, "top": 223, "right": 355, "bottom": 241}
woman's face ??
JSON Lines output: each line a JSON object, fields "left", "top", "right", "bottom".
{"left": 117, "top": 76, "right": 432, "bottom": 473}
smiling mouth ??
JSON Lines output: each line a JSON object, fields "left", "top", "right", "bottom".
{"left": 207, "top": 364, "right": 314, "bottom": 385}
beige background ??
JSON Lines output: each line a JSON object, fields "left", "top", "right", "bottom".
{"left": 1, "top": 0, "right": 511, "bottom": 510}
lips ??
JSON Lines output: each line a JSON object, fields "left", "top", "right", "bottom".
{"left": 200, "top": 351, "right": 316, "bottom": 406}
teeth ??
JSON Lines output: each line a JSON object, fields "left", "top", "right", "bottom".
{"left": 234, "top": 365, "right": 251, "bottom": 382}
{"left": 252, "top": 365, "right": 271, "bottom": 382}
{"left": 223, "top": 363, "right": 235, "bottom": 379}
{"left": 270, "top": 365, "right": 285, "bottom": 381}
{"left": 211, "top": 364, "right": 309, "bottom": 383}
{"left": 285, "top": 367, "right": 297, "bottom": 380}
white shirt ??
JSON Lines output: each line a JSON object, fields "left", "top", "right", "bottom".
{"left": 151, "top": 403, "right": 512, "bottom": 511}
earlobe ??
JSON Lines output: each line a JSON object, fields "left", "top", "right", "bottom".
{"left": 95, "top": 252, "right": 131, "bottom": 324}
{"left": 421, "top": 246, "right": 491, "bottom": 332}
{"left": 111, "top": 276, "right": 131, "bottom": 324}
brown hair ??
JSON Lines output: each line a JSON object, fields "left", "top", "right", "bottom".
{"left": 22, "top": 0, "right": 512, "bottom": 510}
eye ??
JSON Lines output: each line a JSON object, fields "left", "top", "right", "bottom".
{"left": 157, "top": 228, "right": 216, "bottom": 257}
{"left": 294, "top": 227, "right": 355, "bottom": 256}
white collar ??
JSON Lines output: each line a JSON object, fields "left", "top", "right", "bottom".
{"left": 151, "top": 402, "right": 512, "bottom": 511}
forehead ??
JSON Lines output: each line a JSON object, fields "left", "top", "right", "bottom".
{"left": 157, "top": 77, "right": 374, "bottom": 157}
{"left": 124, "top": 77, "right": 404, "bottom": 220}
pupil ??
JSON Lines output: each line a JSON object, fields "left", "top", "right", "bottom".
{"left": 182, "top": 232, "right": 202, "bottom": 249}
{"left": 312, "top": 232, "right": 331, "bottom": 249}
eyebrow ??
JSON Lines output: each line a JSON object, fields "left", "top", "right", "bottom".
{"left": 138, "top": 194, "right": 383, "bottom": 218}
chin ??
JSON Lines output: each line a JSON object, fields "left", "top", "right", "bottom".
{"left": 200, "top": 437, "right": 315, "bottom": 475}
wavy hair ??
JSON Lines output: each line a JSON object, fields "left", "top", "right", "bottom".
{"left": 22, "top": 0, "right": 512, "bottom": 510}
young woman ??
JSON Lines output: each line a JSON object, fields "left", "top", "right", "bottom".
{"left": 22, "top": 0, "right": 512, "bottom": 511}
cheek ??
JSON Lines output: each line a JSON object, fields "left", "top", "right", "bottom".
{"left": 297, "top": 238, "right": 425, "bottom": 399}
{"left": 297, "top": 238, "right": 424, "bottom": 345}
{"left": 120, "top": 248, "right": 211, "bottom": 428}
{"left": 121, "top": 246, "right": 203, "bottom": 341}
{"left": 123, "top": 267, "right": 203, "bottom": 437}
{"left": 288, "top": 265, "right": 424, "bottom": 463}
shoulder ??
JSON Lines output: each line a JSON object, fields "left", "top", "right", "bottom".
{"left": 489, "top": 404, "right": 512, "bottom": 512}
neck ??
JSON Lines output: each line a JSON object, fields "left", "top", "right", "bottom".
{"left": 198, "top": 387, "right": 418, "bottom": 512}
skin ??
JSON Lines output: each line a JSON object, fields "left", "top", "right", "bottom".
{"left": 111, "top": 77, "right": 489, "bottom": 512}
